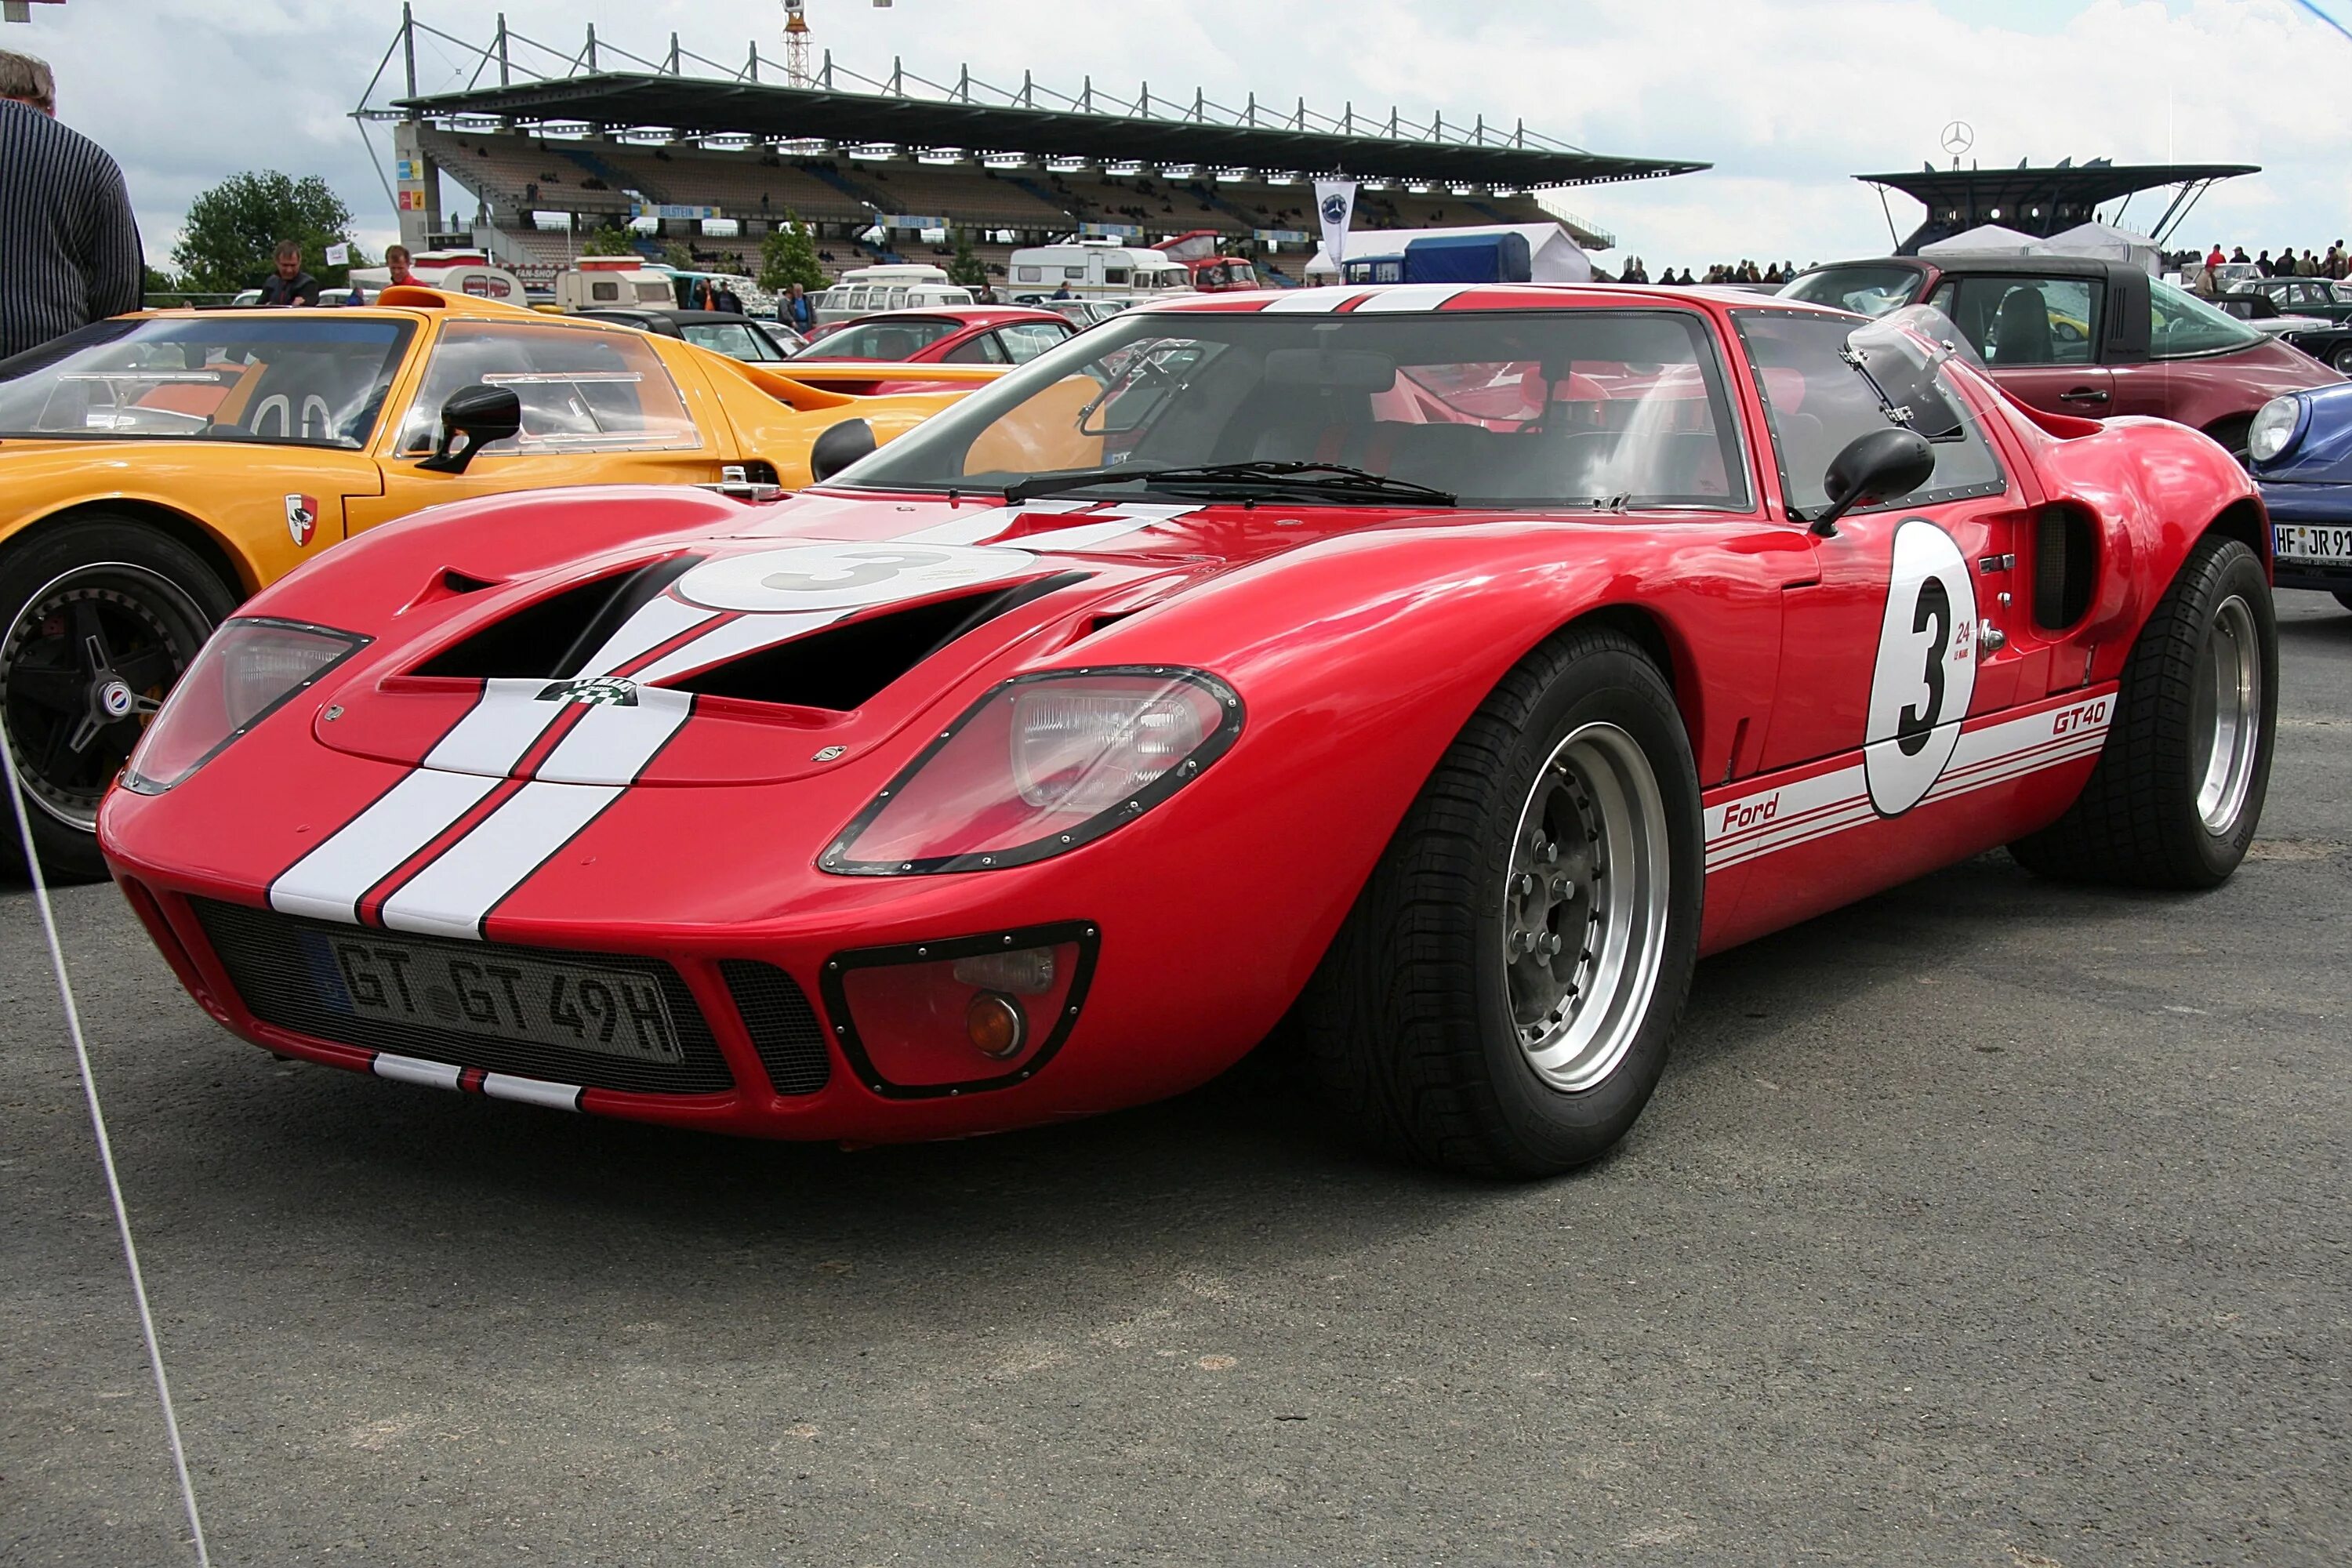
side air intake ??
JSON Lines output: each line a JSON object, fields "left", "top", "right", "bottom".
{"left": 2034, "top": 506, "right": 2096, "bottom": 630}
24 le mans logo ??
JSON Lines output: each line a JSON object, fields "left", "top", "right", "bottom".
{"left": 285, "top": 493, "right": 319, "bottom": 547}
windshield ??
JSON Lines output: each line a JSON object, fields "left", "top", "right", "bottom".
{"left": 2147, "top": 274, "right": 2265, "bottom": 358}
{"left": 0, "top": 315, "right": 412, "bottom": 447}
{"left": 833, "top": 307, "right": 1751, "bottom": 510}
{"left": 681, "top": 321, "right": 784, "bottom": 361}
{"left": 796, "top": 317, "right": 964, "bottom": 361}
{"left": 1780, "top": 265, "right": 1927, "bottom": 318}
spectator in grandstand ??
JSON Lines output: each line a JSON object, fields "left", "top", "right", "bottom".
{"left": 0, "top": 49, "right": 141, "bottom": 358}
{"left": 783, "top": 281, "right": 815, "bottom": 333}
{"left": 255, "top": 241, "right": 321, "bottom": 307}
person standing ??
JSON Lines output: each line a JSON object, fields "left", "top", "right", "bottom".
{"left": 383, "top": 243, "right": 418, "bottom": 288}
{"left": 0, "top": 50, "right": 142, "bottom": 358}
{"left": 255, "top": 241, "right": 319, "bottom": 306}
{"left": 783, "top": 280, "right": 815, "bottom": 333}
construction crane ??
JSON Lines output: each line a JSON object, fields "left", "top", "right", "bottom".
{"left": 782, "top": 0, "right": 893, "bottom": 89}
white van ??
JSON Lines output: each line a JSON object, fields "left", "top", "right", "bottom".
{"left": 1007, "top": 239, "right": 1192, "bottom": 301}
{"left": 811, "top": 265, "right": 974, "bottom": 325}
{"left": 553, "top": 262, "right": 679, "bottom": 313}
{"left": 350, "top": 251, "right": 528, "bottom": 304}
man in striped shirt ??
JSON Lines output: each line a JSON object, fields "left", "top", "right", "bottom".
{"left": 0, "top": 50, "right": 140, "bottom": 360}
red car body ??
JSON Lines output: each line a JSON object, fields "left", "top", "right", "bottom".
{"left": 100, "top": 284, "right": 2267, "bottom": 1152}
{"left": 788, "top": 306, "right": 1076, "bottom": 394}
{"left": 1783, "top": 254, "right": 2339, "bottom": 451}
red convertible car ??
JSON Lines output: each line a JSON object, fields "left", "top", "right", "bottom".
{"left": 100, "top": 285, "right": 2278, "bottom": 1177}
{"left": 788, "top": 307, "right": 1076, "bottom": 393}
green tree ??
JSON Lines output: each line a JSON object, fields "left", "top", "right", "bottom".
{"left": 580, "top": 223, "right": 641, "bottom": 257}
{"left": 660, "top": 238, "right": 695, "bottom": 271}
{"left": 946, "top": 228, "right": 988, "bottom": 291}
{"left": 170, "top": 170, "right": 365, "bottom": 292}
{"left": 758, "top": 211, "right": 829, "bottom": 295}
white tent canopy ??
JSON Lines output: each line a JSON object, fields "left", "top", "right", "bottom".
{"left": 2031, "top": 220, "right": 2163, "bottom": 276}
{"left": 1301, "top": 222, "right": 1593, "bottom": 284}
{"left": 1918, "top": 223, "right": 2044, "bottom": 257}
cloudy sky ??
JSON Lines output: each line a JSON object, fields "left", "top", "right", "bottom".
{"left": 13, "top": 0, "right": 2352, "bottom": 274}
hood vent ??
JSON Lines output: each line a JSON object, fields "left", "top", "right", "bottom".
{"left": 674, "top": 570, "right": 1091, "bottom": 711}
{"left": 415, "top": 555, "right": 704, "bottom": 681}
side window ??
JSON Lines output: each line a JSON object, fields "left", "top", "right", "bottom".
{"left": 1015, "top": 266, "right": 1042, "bottom": 283}
{"left": 590, "top": 280, "right": 620, "bottom": 303}
{"left": 1104, "top": 267, "right": 1131, "bottom": 285}
{"left": 941, "top": 332, "right": 1008, "bottom": 365}
{"left": 1939, "top": 277, "right": 2100, "bottom": 366}
{"left": 885, "top": 289, "right": 909, "bottom": 310}
{"left": 1734, "top": 311, "right": 2005, "bottom": 517}
{"left": 996, "top": 321, "right": 1071, "bottom": 363}
{"left": 395, "top": 322, "right": 702, "bottom": 457}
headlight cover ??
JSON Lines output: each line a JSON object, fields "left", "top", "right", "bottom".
{"left": 122, "top": 618, "right": 368, "bottom": 793}
{"left": 822, "top": 666, "right": 1243, "bottom": 875}
{"left": 2247, "top": 394, "right": 2303, "bottom": 465}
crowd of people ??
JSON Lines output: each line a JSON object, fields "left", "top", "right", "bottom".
{"left": 2181, "top": 241, "right": 2352, "bottom": 285}
{"left": 1609, "top": 257, "right": 1808, "bottom": 285}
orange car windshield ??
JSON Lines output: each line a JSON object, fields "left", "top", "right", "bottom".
{"left": 0, "top": 316, "right": 413, "bottom": 448}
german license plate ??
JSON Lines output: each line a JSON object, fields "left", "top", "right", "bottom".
{"left": 2276, "top": 522, "right": 2352, "bottom": 564}
{"left": 304, "top": 932, "right": 683, "bottom": 1065}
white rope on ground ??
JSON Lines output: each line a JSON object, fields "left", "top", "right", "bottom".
{"left": 2, "top": 724, "right": 212, "bottom": 1568}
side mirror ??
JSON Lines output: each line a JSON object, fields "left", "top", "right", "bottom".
{"left": 416, "top": 384, "right": 522, "bottom": 474}
{"left": 808, "top": 416, "right": 877, "bottom": 484}
{"left": 1811, "top": 426, "right": 1936, "bottom": 535}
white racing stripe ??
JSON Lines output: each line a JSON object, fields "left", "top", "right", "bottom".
{"left": 379, "top": 781, "right": 624, "bottom": 940}
{"left": 1260, "top": 286, "right": 1367, "bottom": 314}
{"left": 481, "top": 1073, "right": 583, "bottom": 1111}
{"left": 423, "top": 679, "right": 575, "bottom": 777}
{"left": 531, "top": 687, "right": 695, "bottom": 787}
{"left": 1348, "top": 284, "right": 1468, "bottom": 314}
{"left": 1704, "top": 695, "right": 2114, "bottom": 875}
{"left": 270, "top": 769, "right": 503, "bottom": 922}
{"left": 626, "top": 607, "right": 841, "bottom": 684}
{"left": 574, "top": 593, "right": 721, "bottom": 677}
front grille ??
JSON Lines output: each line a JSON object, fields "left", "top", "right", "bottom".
{"left": 191, "top": 898, "right": 735, "bottom": 1095}
{"left": 719, "top": 960, "right": 832, "bottom": 1095}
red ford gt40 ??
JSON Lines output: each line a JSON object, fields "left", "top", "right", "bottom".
{"left": 100, "top": 287, "right": 2278, "bottom": 1176}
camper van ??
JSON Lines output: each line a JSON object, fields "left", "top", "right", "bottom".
{"left": 811, "top": 264, "right": 975, "bottom": 326}
{"left": 1006, "top": 238, "right": 1193, "bottom": 301}
{"left": 348, "top": 250, "right": 528, "bottom": 304}
{"left": 554, "top": 258, "right": 680, "bottom": 313}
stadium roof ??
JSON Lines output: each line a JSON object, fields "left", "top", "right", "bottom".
{"left": 394, "top": 74, "right": 1707, "bottom": 191}
{"left": 1856, "top": 162, "right": 2259, "bottom": 249}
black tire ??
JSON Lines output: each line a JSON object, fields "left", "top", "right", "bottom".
{"left": 2205, "top": 416, "right": 2252, "bottom": 466}
{"left": 2009, "top": 536, "right": 2275, "bottom": 889}
{"left": 1300, "top": 626, "right": 1704, "bottom": 1178}
{"left": 1, "top": 518, "right": 238, "bottom": 881}
{"left": 2332, "top": 343, "right": 2352, "bottom": 376}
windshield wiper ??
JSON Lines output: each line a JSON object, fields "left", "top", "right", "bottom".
{"left": 1003, "top": 459, "right": 1455, "bottom": 506}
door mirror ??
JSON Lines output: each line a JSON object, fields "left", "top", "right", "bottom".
{"left": 416, "top": 384, "right": 522, "bottom": 474}
{"left": 1811, "top": 426, "right": 1936, "bottom": 535}
{"left": 808, "top": 416, "right": 877, "bottom": 484}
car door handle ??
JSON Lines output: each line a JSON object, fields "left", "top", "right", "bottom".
{"left": 2058, "top": 387, "right": 2111, "bottom": 405}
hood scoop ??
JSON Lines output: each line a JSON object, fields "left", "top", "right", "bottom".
{"left": 416, "top": 555, "right": 704, "bottom": 681}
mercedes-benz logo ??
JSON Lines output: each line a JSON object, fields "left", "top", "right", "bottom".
{"left": 1940, "top": 120, "right": 1975, "bottom": 155}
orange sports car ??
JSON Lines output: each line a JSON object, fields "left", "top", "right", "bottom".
{"left": 0, "top": 288, "right": 996, "bottom": 876}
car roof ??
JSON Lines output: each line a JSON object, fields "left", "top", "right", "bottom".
{"left": 581, "top": 307, "right": 759, "bottom": 325}
{"left": 1798, "top": 253, "right": 2119, "bottom": 279}
{"left": 1131, "top": 282, "right": 1856, "bottom": 317}
{"left": 834, "top": 306, "right": 1066, "bottom": 327}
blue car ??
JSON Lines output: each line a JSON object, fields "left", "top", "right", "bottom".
{"left": 2249, "top": 382, "right": 2352, "bottom": 609}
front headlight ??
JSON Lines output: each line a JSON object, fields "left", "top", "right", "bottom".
{"left": 122, "top": 618, "right": 367, "bottom": 793}
{"left": 2248, "top": 395, "right": 2303, "bottom": 464}
{"left": 822, "top": 667, "right": 1243, "bottom": 875}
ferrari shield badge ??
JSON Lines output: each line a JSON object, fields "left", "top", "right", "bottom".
{"left": 537, "top": 676, "right": 641, "bottom": 707}
{"left": 285, "top": 493, "right": 319, "bottom": 547}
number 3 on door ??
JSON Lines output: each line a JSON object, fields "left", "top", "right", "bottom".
{"left": 1864, "top": 518, "right": 1979, "bottom": 816}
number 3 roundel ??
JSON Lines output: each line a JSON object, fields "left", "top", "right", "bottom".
{"left": 1865, "top": 518, "right": 1978, "bottom": 816}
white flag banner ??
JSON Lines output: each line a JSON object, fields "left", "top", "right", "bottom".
{"left": 1312, "top": 179, "right": 1358, "bottom": 277}
{"left": 324, "top": 241, "right": 350, "bottom": 266}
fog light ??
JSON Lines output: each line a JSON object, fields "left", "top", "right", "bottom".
{"left": 967, "top": 992, "right": 1026, "bottom": 1058}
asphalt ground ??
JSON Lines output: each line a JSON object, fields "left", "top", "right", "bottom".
{"left": 3, "top": 593, "right": 2348, "bottom": 1568}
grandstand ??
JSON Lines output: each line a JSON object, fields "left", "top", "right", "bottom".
{"left": 363, "top": 13, "right": 1708, "bottom": 290}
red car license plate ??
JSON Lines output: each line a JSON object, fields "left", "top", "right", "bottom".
{"left": 314, "top": 934, "right": 684, "bottom": 1064}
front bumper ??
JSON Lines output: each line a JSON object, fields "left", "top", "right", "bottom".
{"left": 2255, "top": 481, "right": 2352, "bottom": 594}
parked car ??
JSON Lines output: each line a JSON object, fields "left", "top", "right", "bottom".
{"left": 2241, "top": 274, "right": 2352, "bottom": 325}
{"left": 572, "top": 307, "right": 805, "bottom": 362}
{"left": 809, "top": 266, "right": 975, "bottom": 327}
{"left": 1782, "top": 254, "right": 2339, "bottom": 455}
{"left": 2212, "top": 292, "right": 2352, "bottom": 372}
{"left": 786, "top": 307, "right": 1077, "bottom": 392}
{"left": 2246, "top": 381, "right": 2352, "bottom": 608}
{"left": 102, "top": 291, "right": 2274, "bottom": 1178}
{"left": 0, "top": 291, "right": 985, "bottom": 876}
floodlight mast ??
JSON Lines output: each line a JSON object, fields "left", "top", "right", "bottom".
{"left": 781, "top": 2, "right": 810, "bottom": 88}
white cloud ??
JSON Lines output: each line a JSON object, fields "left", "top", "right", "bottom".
{"left": 12, "top": 0, "right": 2352, "bottom": 276}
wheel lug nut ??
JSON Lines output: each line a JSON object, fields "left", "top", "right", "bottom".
{"left": 1514, "top": 872, "right": 1537, "bottom": 896}
{"left": 1552, "top": 876, "right": 1571, "bottom": 899}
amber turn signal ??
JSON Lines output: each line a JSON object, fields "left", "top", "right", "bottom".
{"left": 965, "top": 992, "right": 1027, "bottom": 1059}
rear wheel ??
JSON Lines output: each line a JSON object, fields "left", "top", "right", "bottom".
{"left": 1, "top": 520, "right": 237, "bottom": 880}
{"left": 2332, "top": 342, "right": 2352, "bottom": 375}
{"left": 2009, "top": 536, "right": 2275, "bottom": 888}
{"left": 1301, "top": 626, "right": 1703, "bottom": 1178}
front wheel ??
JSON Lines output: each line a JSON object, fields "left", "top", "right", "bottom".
{"left": 2332, "top": 343, "right": 2352, "bottom": 375}
{"left": 1, "top": 520, "right": 238, "bottom": 880}
{"left": 2009, "top": 536, "right": 2275, "bottom": 888}
{"left": 1301, "top": 626, "right": 1704, "bottom": 1178}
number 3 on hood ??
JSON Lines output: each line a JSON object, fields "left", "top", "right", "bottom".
{"left": 1865, "top": 518, "right": 1978, "bottom": 816}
